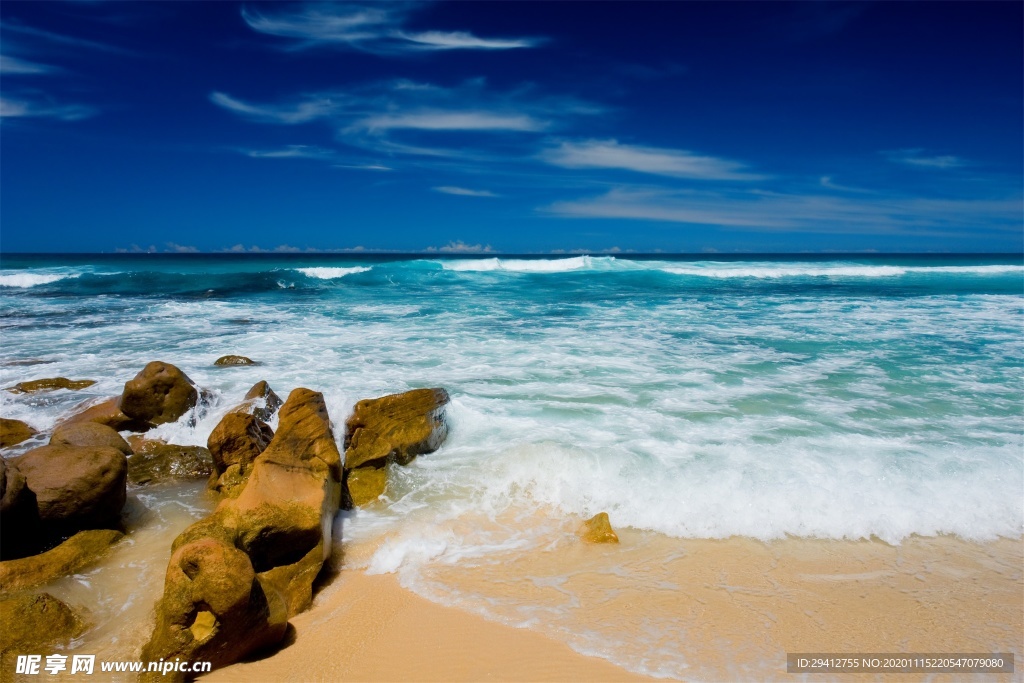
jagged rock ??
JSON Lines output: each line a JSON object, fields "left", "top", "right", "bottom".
{"left": 6, "top": 377, "right": 96, "bottom": 394}
{"left": 0, "top": 418, "right": 37, "bottom": 449}
{"left": 344, "top": 388, "right": 450, "bottom": 470}
{"left": 62, "top": 396, "right": 153, "bottom": 432}
{"left": 120, "top": 362, "right": 198, "bottom": 426}
{"left": 346, "top": 466, "right": 388, "bottom": 507}
{"left": 0, "top": 529, "right": 123, "bottom": 592}
{"left": 577, "top": 512, "right": 620, "bottom": 544}
{"left": 141, "top": 388, "right": 342, "bottom": 678}
{"left": 214, "top": 355, "right": 257, "bottom": 366}
{"left": 239, "top": 381, "right": 283, "bottom": 422}
{"left": 1, "top": 457, "right": 38, "bottom": 558}
{"left": 206, "top": 413, "right": 273, "bottom": 496}
{"left": 50, "top": 422, "right": 132, "bottom": 456}
{"left": 128, "top": 442, "right": 213, "bottom": 485}
{"left": 0, "top": 593, "right": 85, "bottom": 655}
{"left": 16, "top": 444, "right": 127, "bottom": 533}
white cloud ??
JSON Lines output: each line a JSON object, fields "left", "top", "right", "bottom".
{"left": 165, "top": 242, "right": 199, "bottom": 253}
{"left": 433, "top": 186, "right": 499, "bottom": 197}
{"left": 0, "top": 97, "right": 95, "bottom": 120}
{"left": 246, "top": 145, "right": 334, "bottom": 159}
{"left": 424, "top": 240, "right": 496, "bottom": 253}
{"left": 885, "top": 149, "right": 966, "bottom": 169}
{"left": 356, "top": 110, "right": 546, "bottom": 133}
{"left": 209, "top": 92, "right": 334, "bottom": 124}
{"left": 242, "top": 4, "right": 541, "bottom": 54}
{"left": 0, "top": 54, "right": 55, "bottom": 74}
{"left": 541, "top": 139, "right": 762, "bottom": 180}
{"left": 545, "top": 187, "right": 1022, "bottom": 236}
{"left": 819, "top": 175, "right": 873, "bottom": 193}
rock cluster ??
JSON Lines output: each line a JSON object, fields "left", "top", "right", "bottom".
{"left": 205, "top": 381, "right": 282, "bottom": 497}
{"left": 63, "top": 361, "right": 199, "bottom": 432}
{"left": 343, "top": 388, "right": 450, "bottom": 506}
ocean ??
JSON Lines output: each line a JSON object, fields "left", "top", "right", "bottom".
{"left": 1, "top": 253, "right": 1022, "bottom": 679}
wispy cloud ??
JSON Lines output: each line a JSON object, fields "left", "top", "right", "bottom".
{"left": 210, "top": 92, "right": 334, "bottom": 124}
{"left": 819, "top": 175, "right": 873, "bottom": 193}
{"left": 0, "top": 54, "right": 56, "bottom": 75}
{"left": 546, "top": 187, "right": 1022, "bottom": 236}
{"left": 0, "top": 97, "right": 95, "bottom": 121}
{"left": 433, "top": 186, "right": 499, "bottom": 197}
{"left": 354, "top": 110, "right": 547, "bottom": 133}
{"left": 885, "top": 149, "right": 966, "bottom": 169}
{"left": 245, "top": 144, "right": 335, "bottom": 159}
{"left": 541, "top": 139, "right": 763, "bottom": 181}
{"left": 1, "top": 20, "right": 129, "bottom": 55}
{"left": 242, "top": 3, "right": 541, "bottom": 54}
{"left": 424, "top": 240, "right": 496, "bottom": 253}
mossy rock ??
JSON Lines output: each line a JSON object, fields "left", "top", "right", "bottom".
{"left": 120, "top": 362, "right": 198, "bottom": 426}
{"left": 577, "top": 512, "right": 620, "bottom": 544}
{"left": 0, "top": 592, "right": 85, "bottom": 654}
{"left": 214, "top": 355, "right": 257, "bottom": 366}
{"left": 0, "top": 529, "right": 123, "bottom": 592}
{"left": 128, "top": 443, "right": 213, "bottom": 485}
{"left": 346, "top": 466, "right": 388, "bottom": 507}
{"left": 6, "top": 378, "right": 96, "bottom": 394}
{"left": 0, "top": 418, "right": 36, "bottom": 449}
{"left": 344, "top": 388, "right": 450, "bottom": 470}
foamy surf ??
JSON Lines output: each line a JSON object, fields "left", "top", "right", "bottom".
{"left": 0, "top": 271, "right": 81, "bottom": 288}
{"left": 295, "top": 266, "right": 372, "bottom": 279}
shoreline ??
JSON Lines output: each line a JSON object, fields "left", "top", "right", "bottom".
{"left": 206, "top": 533, "right": 1023, "bottom": 682}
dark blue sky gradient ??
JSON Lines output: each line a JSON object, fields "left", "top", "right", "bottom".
{"left": 1, "top": 1, "right": 1021, "bottom": 253}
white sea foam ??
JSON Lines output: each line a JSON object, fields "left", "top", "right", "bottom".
{"left": 0, "top": 272, "right": 80, "bottom": 288}
{"left": 439, "top": 255, "right": 612, "bottom": 272}
{"left": 661, "top": 263, "right": 1024, "bottom": 278}
{"left": 296, "top": 266, "right": 371, "bottom": 279}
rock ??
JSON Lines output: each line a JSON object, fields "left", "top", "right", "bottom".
{"left": 6, "top": 377, "right": 96, "bottom": 394}
{"left": 62, "top": 396, "right": 154, "bottom": 432}
{"left": 577, "top": 512, "right": 620, "bottom": 544}
{"left": 0, "top": 529, "right": 123, "bottom": 592}
{"left": 16, "top": 444, "right": 127, "bottom": 533}
{"left": 50, "top": 422, "right": 132, "bottom": 456}
{"left": 120, "top": 362, "right": 198, "bottom": 426}
{"left": 0, "top": 418, "right": 37, "bottom": 449}
{"left": 141, "top": 388, "right": 342, "bottom": 677}
{"left": 344, "top": 388, "right": 450, "bottom": 470}
{"left": 0, "top": 593, "right": 85, "bottom": 655}
{"left": 1, "top": 457, "right": 38, "bottom": 558}
{"left": 240, "top": 381, "right": 283, "bottom": 422}
{"left": 128, "top": 443, "right": 213, "bottom": 485}
{"left": 345, "top": 466, "right": 388, "bottom": 507}
{"left": 206, "top": 413, "right": 273, "bottom": 496}
{"left": 214, "top": 355, "right": 258, "bottom": 366}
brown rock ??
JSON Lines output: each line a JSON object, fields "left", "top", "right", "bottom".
{"left": 240, "top": 381, "right": 283, "bottom": 422}
{"left": 344, "top": 388, "right": 450, "bottom": 470}
{"left": 206, "top": 412, "right": 273, "bottom": 495}
{"left": 214, "top": 355, "right": 257, "bottom": 366}
{"left": 0, "top": 418, "right": 36, "bottom": 449}
{"left": 128, "top": 443, "right": 213, "bottom": 485}
{"left": 0, "top": 529, "right": 123, "bottom": 592}
{"left": 62, "top": 396, "right": 153, "bottom": 432}
{"left": 141, "top": 388, "right": 343, "bottom": 677}
{"left": 0, "top": 592, "right": 85, "bottom": 655}
{"left": 16, "top": 444, "right": 127, "bottom": 532}
{"left": 120, "top": 362, "right": 198, "bottom": 425}
{"left": 345, "top": 466, "right": 388, "bottom": 507}
{"left": 577, "top": 512, "right": 620, "bottom": 544}
{"left": 6, "top": 377, "right": 96, "bottom": 394}
{"left": 50, "top": 422, "right": 132, "bottom": 456}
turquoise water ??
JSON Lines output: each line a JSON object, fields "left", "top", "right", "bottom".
{"left": 1, "top": 254, "right": 1022, "bottom": 544}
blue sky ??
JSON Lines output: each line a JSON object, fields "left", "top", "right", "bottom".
{"left": 1, "top": 1, "right": 1021, "bottom": 253}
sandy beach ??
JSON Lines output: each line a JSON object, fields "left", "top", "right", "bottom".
{"left": 207, "top": 532, "right": 1022, "bottom": 682}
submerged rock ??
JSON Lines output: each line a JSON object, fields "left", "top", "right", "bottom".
{"left": 142, "top": 388, "right": 342, "bottom": 678}
{"left": 6, "top": 377, "right": 96, "bottom": 394}
{"left": 62, "top": 396, "right": 153, "bottom": 433}
{"left": 0, "top": 592, "right": 85, "bottom": 656}
{"left": 50, "top": 421, "right": 132, "bottom": 456}
{"left": 344, "top": 388, "right": 450, "bottom": 470}
{"left": 0, "top": 418, "right": 37, "bottom": 449}
{"left": 120, "top": 361, "right": 199, "bottom": 426}
{"left": 0, "top": 529, "right": 123, "bottom": 592}
{"left": 577, "top": 512, "right": 620, "bottom": 544}
{"left": 345, "top": 466, "right": 388, "bottom": 507}
{"left": 206, "top": 412, "right": 273, "bottom": 496}
{"left": 214, "top": 355, "right": 258, "bottom": 366}
{"left": 127, "top": 442, "right": 213, "bottom": 485}
{"left": 16, "top": 444, "right": 127, "bottom": 534}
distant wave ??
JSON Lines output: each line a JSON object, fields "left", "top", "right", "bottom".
{"left": 660, "top": 264, "right": 1024, "bottom": 278}
{"left": 0, "top": 272, "right": 81, "bottom": 288}
{"left": 439, "top": 255, "right": 617, "bottom": 273}
{"left": 295, "top": 267, "right": 372, "bottom": 279}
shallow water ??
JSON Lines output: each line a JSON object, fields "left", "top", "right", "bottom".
{"left": 1, "top": 253, "right": 1021, "bottom": 677}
